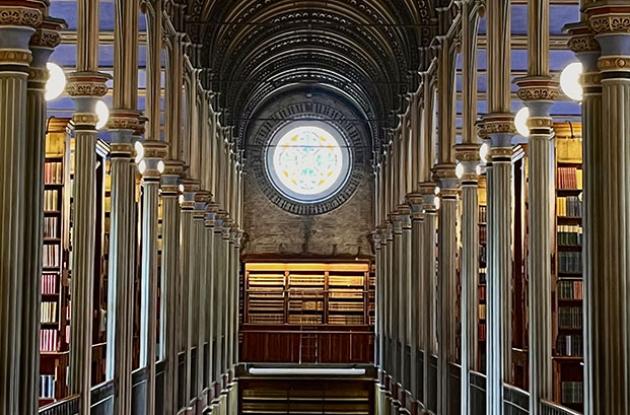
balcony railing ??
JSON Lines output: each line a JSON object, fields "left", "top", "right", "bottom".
{"left": 38, "top": 395, "right": 80, "bottom": 415}
{"left": 540, "top": 399, "right": 582, "bottom": 415}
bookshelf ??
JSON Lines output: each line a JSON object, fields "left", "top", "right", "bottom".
{"left": 241, "top": 262, "right": 374, "bottom": 363}
{"left": 39, "top": 118, "right": 71, "bottom": 406}
{"left": 244, "top": 263, "right": 372, "bottom": 326}
{"left": 477, "top": 176, "right": 487, "bottom": 371}
{"left": 552, "top": 122, "right": 584, "bottom": 412}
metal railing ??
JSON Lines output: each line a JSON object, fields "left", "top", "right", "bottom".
{"left": 504, "top": 384, "right": 530, "bottom": 415}
{"left": 38, "top": 395, "right": 80, "bottom": 415}
{"left": 540, "top": 399, "right": 582, "bottom": 415}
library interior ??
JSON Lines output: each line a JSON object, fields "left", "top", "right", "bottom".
{"left": 0, "top": 0, "right": 627, "bottom": 414}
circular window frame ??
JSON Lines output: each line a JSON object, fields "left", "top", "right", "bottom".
{"left": 264, "top": 121, "right": 353, "bottom": 204}
{"left": 248, "top": 102, "right": 367, "bottom": 216}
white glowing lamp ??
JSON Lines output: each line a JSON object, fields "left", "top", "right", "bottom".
{"left": 138, "top": 159, "right": 147, "bottom": 175}
{"left": 45, "top": 63, "right": 66, "bottom": 101}
{"left": 515, "top": 107, "right": 530, "bottom": 137}
{"left": 157, "top": 160, "right": 165, "bottom": 174}
{"left": 95, "top": 100, "right": 109, "bottom": 130}
{"left": 134, "top": 141, "right": 144, "bottom": 164}
{"left": 455, "top": 162, "right": 465, "bottom": 179}
{"left": 479, "top": 142, "right": 489, "bottom": 164}
{"left": 560, "top": 62, "right": 583, "bottom": 102}
{"left": 434, "top": 196, "right": 441, "bottom": 210}
{"left": 476, "top": 164, "right": 483, "bottom": 176}
{"left": 434, "top": 186, "right": 440, "bottom": 195}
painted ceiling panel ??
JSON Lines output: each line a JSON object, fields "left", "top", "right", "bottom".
{"left": 49, "top": 1, "right": 77, "bottom": 30}
{"left": 49, "top": 1, "right": 146, "bottom": 32}
{"left": 512, "top": 5, "right": 528, "bottom": 36}
{"left": 49, "top": 44, "right": 148, "bottom": 68}
{"left": 550, "top": 5, "right": 579, "bottom": 35}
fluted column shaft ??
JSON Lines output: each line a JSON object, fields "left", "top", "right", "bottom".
{"left": 0, "top": 6, "right": 43, "bottom": 413}
{"left": 138, "top": 141, "right": 166, "bottom": 415}
{"left": 391, "top": 215, "right": 402, "bottom": 391}
{"left": 400, "top": 208, "right": 412, "bottom": 393}
{"left": 21, "top": 20, "right": 62, "bottom": 414}
{"left": 421, "top": 186, "right": 438, "bottom": 410}
{"left": 193, "top": 193, "right": 209, "bottom": 404}
{"left": 381, "top": 228, "right": 391, "bottom": 378}
{"left": 204, "top": 207, "right": 216, "bottom": 393}
{"left": 179, "top": 182, "right": 196, "bottom": 409}
{"left": 408, "top": 198, "right": 424, "bottom": 401}
{"left": 374, "top": 231, "right": 383, "bottom": 369}
{"left": 106, "top": 134, "right": 136, "bottom": 415}
{"left": 185, "top": 185, "right": 200, "bottom": 406}
{"left": 161, "top": 163, "right": 182, "bottom": 415}
{"left": 221, "top": 222, "right": 232, "bottom": 378}
{"left": 483, "top": 139, "right": 513, "bottom": 415}
{"left": 453, "top": 152, "right": 480, "bottom": 415}
{"left": 581, "top": 4, "right": 630, "bottom": 411}
{"left": 436, "top": 177, "right": 459, "bottom": 415}
{"left": 385, "top": 225, "right": 394, "bottom": 384}
{"left": 567, "top": 22, "right": 601, "bottom": 413}
{"left": 213, "top": 219, "right": 225, "bottom": 383}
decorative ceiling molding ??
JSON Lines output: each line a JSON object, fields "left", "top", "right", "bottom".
{"left": 184, "top": 0, "right": 436, "bottom": 153}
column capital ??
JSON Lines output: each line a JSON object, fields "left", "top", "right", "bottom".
{"left": 193, "top": 191, "right": 210, "bottom": 220}
{"left": 205, "top": 202, "right": 218, "bottom": 228}
{"left": 407, "top": 193, "right": 425, "bottom": 221}
{"left": 455, "top": 143, "right": 481, "bottom": 185}
{"left": 419, "top": 181, "right": 439, "bottom": 213}
{"left": 180, "top": 178, "right": 200, "bottom": 210}
{"left": 66, "top": 71, "right": 110, "bottom": 127}
{"left": 372, "top": 229, "right": 382, "bottom": 248}
{"left": 0, "top": 1, "right": 44, "bottom": 67}
{"left": 566, "top": 22, "right": 602, "bottom": 86}
{"left": 478, "top": 113, "right": 515, "bottom": 139}
{"left": 139, "top": 139, "right": 168, "bottom": 182}
{"left": 587, "top": 1, "right": 630, "bottom": 39}
{"left": 433, "top": 163, "right": 459, "bottom": 199}
{"left": 160, "top": 159, "right": 184, "bottom": 196}
{"left": 398, "top": 205, "right": 412, "bottom": 230}
{"left": 515, "top": 76, "right": 560, "bottom": 103}
{"left": 29, "top": 16, "right": 64, "bottom": 82}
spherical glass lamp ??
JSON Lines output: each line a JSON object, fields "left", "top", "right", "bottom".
{"left": 95, "top": 100, "right": 110, "bottom": 130}
{"left": 514, "top": 107, "right": 530, "bottom": 137}
{"left": 45, "top": 63, "right": 66, "bottom": 101}
{"left": 560, "top": 62, "right": 583, "bottom": 102}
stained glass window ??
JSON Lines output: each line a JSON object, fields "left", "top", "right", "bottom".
{"left": 266, "top": 124, "right": 351, "bottom": 203}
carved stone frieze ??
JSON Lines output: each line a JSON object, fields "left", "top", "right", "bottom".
{"left": 66, "top": 71, "right": 110, "bottom": 98}
{"left": 0, "top": 4, "right": 42, "bottom": 27}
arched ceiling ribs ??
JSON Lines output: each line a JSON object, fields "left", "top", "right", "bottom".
{"left": 188, "top": 0, "right": 435, "bottom": 153}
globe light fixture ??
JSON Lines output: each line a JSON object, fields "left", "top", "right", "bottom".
{"left": 45, "top": 63, "right": 66, "bottom": 101}
{"left": 134, "top": 141, "right": 144, "bottom": 164}
{"left": 515, "top": 107, "right": 530, "bottom": 137}
{"left": 157, "top": 160, "right": 165, "bottom": 174}
{"left": 434, "top": 195, "right": 441, "bottom": 210}
{"left": 476, "top": 164, "right": 483, "bottom": 176}
{"left": 560, "top": 62, "right": 583, "bottom": 102}
{"left": 434, "top": 186, "right": 440, "bottom": 195}
{"left": 95, "top": 100, "right": 110, "bottom": 130}
{"left": 479, "top": 142, "right": 489, "bottom": 164}
{"left": 455, "top": 162, "right": 465, "bottom": 179}
{"left": 138, "top": 159, "right": 147, "bottom": 175}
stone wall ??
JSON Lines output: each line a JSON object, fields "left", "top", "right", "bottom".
{"left": 241, "top": 171, "right": 374, "bottom": 259}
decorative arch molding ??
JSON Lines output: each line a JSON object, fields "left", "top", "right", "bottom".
{"left": 247, "top": 90, "right": 371, "bottom": 216}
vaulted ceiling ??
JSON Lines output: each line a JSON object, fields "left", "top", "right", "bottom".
{"left": 187, "top": 0, "right": 436, "bottom": 151}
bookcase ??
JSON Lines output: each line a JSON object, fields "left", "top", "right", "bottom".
{"left": 40, "top": 118, "right": 72, "bottom": 405}
{"left": 241, "top": 262, "right": 374, "bottom": 363}
{"left": 552, "top": 122, "right": 584, "bottom": 411}
{"left": 477, "top": 176, "right": 487, "bottom": 371}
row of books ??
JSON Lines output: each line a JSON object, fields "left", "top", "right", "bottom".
{"left": 561, "top": 381, "right": 584, "bottom": 404}
{"left": 329, "top": 301, "right": 363, "bottom": 312}
{"left": 558, "top": 306, "right": 583, "bottom": 330}
{"left": 557, "top": 225, "right": 583, "bottom": 247}
{"left": 479, "top": 205, "right": 487, "bottom": 223}
{"left": 328, "top": 315, "right": 365, "bottom": 325}
{"left": 43, "top": 244, "right": 61, "bottom": 268}
{"left": 557, "top": 196, "right": 583, "bottom": 217}
{"left": 558, "top": 280, "right": 583, "bottom": 300}
{"left": 557, "top": 167, "right": 583, "bottom": 190}
{"left": 39, "top": 374, "right": 56, "bottom": 399}
{"left": 288, "top": 300, "right": 323, "bottom": 311}
{"left": 43, "top": 217, "right": 59, "bottom": 239}
{"left": 478, "top": 322, "right": 486, "bottom": 341}
{"left": 479, "top": 245, "right": 487, "bottom": 267}
{"left": 43, "top": 189, "right": 60, "bottom": 212}
{"left": 478, "top": 304, "right": 486, "bottom": 320}
{"left": 556, "top": 334, "right": 583, "bottom": 356}
{"left": 479, "top": 225, "right": 487, "bottom": 243}
{"left": 478, "top": 285, "right": 486, "bottom": 302}
{"left": 558, "top": 252, "right": 582, "bottom": 274}
{"left": 41, "top": 273, "right": 57, "bottom": 295}
{"left": 40, "top": 329, "right": 59, "bottom": 352}
{"left": 329, "top": 275, "right": 364, "bottom": 286}
{"left": 41, "top": 302, "right": 58, "bottom": 324}
{"left": 44, "top": 161, "right": 63, "bottom": 185}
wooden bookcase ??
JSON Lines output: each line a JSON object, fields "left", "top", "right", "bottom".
{"left": 241, "top": 262, "right": 374, "bottom": 364}
{"left": 39, "top": 118, "right": 72, "bottom": 405}
{"left": 552, "top": 122, "right": 584, "bottom": 411}
{"left": 477, "top": 176, "right": 487, "bottom": 371}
